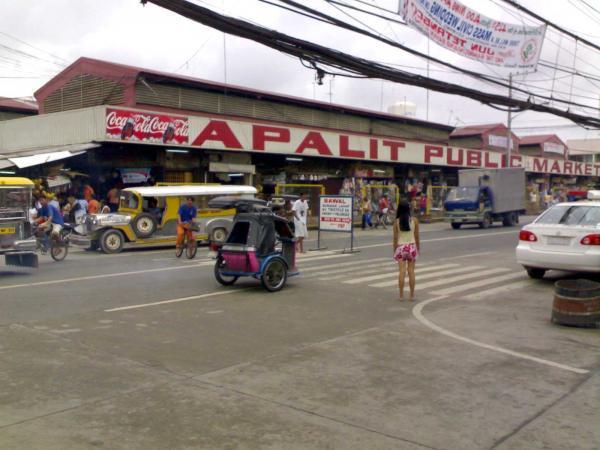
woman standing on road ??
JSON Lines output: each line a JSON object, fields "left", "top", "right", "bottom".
{"left": 393, "top": 200, "right": 420, "bottom": 301}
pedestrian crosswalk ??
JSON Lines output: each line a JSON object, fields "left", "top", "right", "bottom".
{"left": 297, "top": 255, "right": 537, "bottom": 299}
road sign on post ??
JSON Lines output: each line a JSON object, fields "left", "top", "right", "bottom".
{"left": 312, "top": 195, "right": 357, "bottom": 253}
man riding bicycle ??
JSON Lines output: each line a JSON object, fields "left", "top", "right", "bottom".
{"left": 176, "top": 196, "right": 197, "bottom": 251}
{"left": 37, "top": 196, "right": 64, "bottom": 252}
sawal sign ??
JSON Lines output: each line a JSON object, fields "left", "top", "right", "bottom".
{"left": 319, "top": 196, "right": 353, "bottom": 232}
{"left": 400, "top": 0, "right": 546, "bottom": 69}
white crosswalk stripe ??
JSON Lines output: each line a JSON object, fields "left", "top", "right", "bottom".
{"left": 299, "top": 257, "right": 390, "bottom": 272}
{"left": 464, "top": 279, "right": 534, "bottom": 300}
{"left": 367, "top": 265, "right": 484, "bottom": 288}
{"left": 341, "top": 264, "right": 463, "bottom": 285}
{"left": 416, "top": 268, "right": 511, "bottom": 292}
{"left": 318, "top": 263, "right": 443, "bottom": 282}
{"left": 431, "top": 271, "right": 526, "bottom": 296}
{"left": 308, "top": 261, "right": 395, "bottom": 278}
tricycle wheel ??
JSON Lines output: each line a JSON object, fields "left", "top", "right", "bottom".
{"left": 214, "top": 261, "right": 238, "bottom": 286}
{"left": 261, "top": 258, "right": 287, "bottom": 292}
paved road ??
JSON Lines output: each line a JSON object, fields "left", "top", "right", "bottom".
{"left": 0, "top": 220, "right": 598, "bottom": 449}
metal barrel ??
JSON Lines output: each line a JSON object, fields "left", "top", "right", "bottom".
{"left": 552, "top": 279, "right": 600, "bottom": 328}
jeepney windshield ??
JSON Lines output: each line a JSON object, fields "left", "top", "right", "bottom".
{"left": 120, "top": 191, "right": 140, "bottom": 211}
{"left": 0, "top": 186, "right": 30, "bottom": 211}
{"left": 446, "top": 187, "right": 479, "bottom": 202}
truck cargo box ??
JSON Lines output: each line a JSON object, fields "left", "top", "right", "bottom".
{"left": 458, "top": 168, "right": 525, "bottom": 214}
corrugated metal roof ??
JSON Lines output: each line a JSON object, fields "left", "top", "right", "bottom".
{"left": 0, "top": 97, "right": 38, "bottom": 113}
{"left": 519, "top": 134, "right": 566, "bottom": 147}
{"left": 450, "top": 123, "right": 506, "bottom": 137}
{"left": 35, "top": 57, "right": 452, "bottom": 131}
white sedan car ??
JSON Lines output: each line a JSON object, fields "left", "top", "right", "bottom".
{"left": 516, "top": 196, "right": 600, "bottom": 279}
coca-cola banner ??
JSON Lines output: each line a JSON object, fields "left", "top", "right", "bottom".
{"left": 105, "top": 108, "right": 189, "bottom": 145}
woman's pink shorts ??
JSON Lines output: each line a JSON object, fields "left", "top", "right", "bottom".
{"left": 394, "top": 243, "right": 418, "bottom": 262}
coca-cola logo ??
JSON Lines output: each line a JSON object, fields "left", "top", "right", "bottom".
{"left": 106, "top": 109, "right": 189, "bottom": 144}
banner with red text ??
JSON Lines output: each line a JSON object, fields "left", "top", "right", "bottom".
{"left": 105, "top": 108, "right": 189, "bottom": 145}
{"left": 400, "top": 0, "right": 546, "bottom": 69}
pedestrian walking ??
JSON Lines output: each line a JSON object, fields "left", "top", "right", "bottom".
{"left": 292, "top": 192, "right": 309, "bottom": 253}
{"left": 375, "top": 194, "right": 389, "bottom": 229}
{"left": 393, "top": 200, "right": 420, "bottom": 301}
{"left": 361, "top": 196, "right": 373, "bottom": 230}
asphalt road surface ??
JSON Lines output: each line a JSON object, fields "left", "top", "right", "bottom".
{"left": 0, "top": 219, "right": 598, "bottom": 449}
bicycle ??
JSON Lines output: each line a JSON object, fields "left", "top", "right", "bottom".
{"left": 35, "top": 224, "right": 72, "bottom": 262}
{"left": 175, "top": 223, "right": 198, "bottom": 259}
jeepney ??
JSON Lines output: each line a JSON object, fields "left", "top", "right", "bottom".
{"left": 75, "top": 185, "right": 257, "bottom": 253}
{"left": 0, "top": 177, "right": 38, "bottom": 267}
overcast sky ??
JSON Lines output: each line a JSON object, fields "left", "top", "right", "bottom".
{"left": 1, "top": 0, "right": 599, "bottom": 146}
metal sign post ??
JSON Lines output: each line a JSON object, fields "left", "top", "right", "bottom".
{"left": 310, "top": 195, "right": 359, "bottom": 253}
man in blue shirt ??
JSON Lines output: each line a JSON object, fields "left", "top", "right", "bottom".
{"left": 38, "top": 196, "right": 65, "bottom": 251}
{"left": 176, "top": 197, "right": 197, "bottom": 250}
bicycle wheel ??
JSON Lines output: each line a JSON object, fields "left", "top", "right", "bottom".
{"left": 185, "top": 238, "right": 198, "bottom": 259}
{"left": 50, "top": 243, "right": 68, "bottom": 261}
{"left": 175, "top": 245, "right": 184, "bottom": 258}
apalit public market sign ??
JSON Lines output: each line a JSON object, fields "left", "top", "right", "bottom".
{"left": 104, "top": 108, "right": 599, "bottom": 177}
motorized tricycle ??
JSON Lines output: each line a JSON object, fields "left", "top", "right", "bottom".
{"left": 211, "top": 197, "right": 298, "bottom": 292}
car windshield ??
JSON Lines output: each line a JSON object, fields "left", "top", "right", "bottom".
{"left": 446, "top": 187, "right": 479, "bottom": 202}
{"left": 536, "top": 205, "right": 600, "bottom": 226}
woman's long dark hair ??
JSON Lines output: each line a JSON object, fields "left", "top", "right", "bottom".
{"left": 396, "top": 200, "right": 411, "bottom": 232}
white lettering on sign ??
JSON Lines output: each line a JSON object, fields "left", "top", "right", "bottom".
{"left": 319, "top": 196, "right": 353, "bottom": 232}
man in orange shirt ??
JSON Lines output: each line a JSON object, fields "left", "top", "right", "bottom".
{"left": 87, "top": 195, "right": 100, "bottom": 214}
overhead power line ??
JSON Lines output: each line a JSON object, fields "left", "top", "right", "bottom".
{"left": 140, "top": 0, "right": 600, "bottom": 128}
{"left": 500, "top": 0, "right": 600, "bottom": 53}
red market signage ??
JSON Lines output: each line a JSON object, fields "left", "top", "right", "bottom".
{"left": 187, "top": 117, "right": 600, "bottom": 177}
{"left": 106, "top": 108, "right": 189, "bottom": 145}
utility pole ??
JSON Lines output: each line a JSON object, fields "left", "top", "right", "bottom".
{"left": 506, "top": 72, "right": 512, "bottom": 167}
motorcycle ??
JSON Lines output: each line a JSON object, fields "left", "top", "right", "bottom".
{"left": 34, "top": 223, "right": 74, "bottom": 262}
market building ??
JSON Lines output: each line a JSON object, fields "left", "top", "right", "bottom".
{"left": 0, "top": 97, "right": 37, "bottom": 122}
{"left": 0, "top": 57, "right": 598, "bottom": 216}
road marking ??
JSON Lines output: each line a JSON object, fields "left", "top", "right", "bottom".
{"left": 431, "top": 271, "right": 525, "bottom": 296}
{"left": 297, "top": 253, "right": 352, "bottom": 264}
{"left": 446, "top": 251, "right": 496, "bottom": 260}
{"left": 354, "top": 230, "right": 517, "bottom": 250}
{"left": 300, "top": 257, "right": 390, "bottom": 272}
{"left": 417, "top": 268, "right": 511, "bottom": 292}
{"left": 368, "top": 265, "right": 482, "bottom": 288}
{"left": 306, "top": 261, "right": 395, "bottom": 278}
{"left": 464, "top": 280, "right": 534, "bottom": 300}
{"left": 0, "top": 262, "right": 214, "bottom": 291}
{"left": 341, "top": 263, "right": 462, "bottom": 285}
{"left": 412, "top": 296, "right": 589, "bottom": 374}
{"left": 105, "top": 288, "right": 251, "bottom": 312}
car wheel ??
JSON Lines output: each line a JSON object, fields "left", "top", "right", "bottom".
{"left": 451, "top": 223, "right": 461, "bottom": 230}
{"left": 211, "top": 227, "right": 228, "bottom": 243}
{"left": 526, "top": 267, "right": 546, "bottom": 279}
{"left": 214, "top": 260, "right": 238, "bottom": 286}
{"left": 100, "top": 229, "right": 125, "bottom": 254}
{"left": 132, "top": 213, "right": 157, "bottom": 238}
{"left": 261, "top": 258, "right": 287, "bottom": 292}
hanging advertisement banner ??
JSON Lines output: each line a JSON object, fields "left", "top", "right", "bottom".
{"left": 120, "top": 168, "right": 151, "bottom": 184}
{"left": 400, "top": 0, "right": 546, "bottom": 69}
{"left": 105, "top": 108, "right": 189, "bottom": 145}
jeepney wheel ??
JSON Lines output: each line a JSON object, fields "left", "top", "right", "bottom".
{"left": 451, "top": 223, "right": 461, "bottom": 230}
{"left": 50, "top": 243, "right": 68, "bottom": 262}
{"left": 214, "top": 261, "right": 238, "bottom": 286}
{"left": 100, "top": 229, "right": 125, "bottom": 254}
{"left": 261, "top": 258, "right": 287, "bottom": 292}
{"left": 211, "top": 227, "right": 228, "bottom": 243}
{"left": 133, "top": 213, "right": 157, "bottom": 238}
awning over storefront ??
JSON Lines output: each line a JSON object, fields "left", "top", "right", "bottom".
{"left": 0, "top": 143, "right": 99, "bottom": 169}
